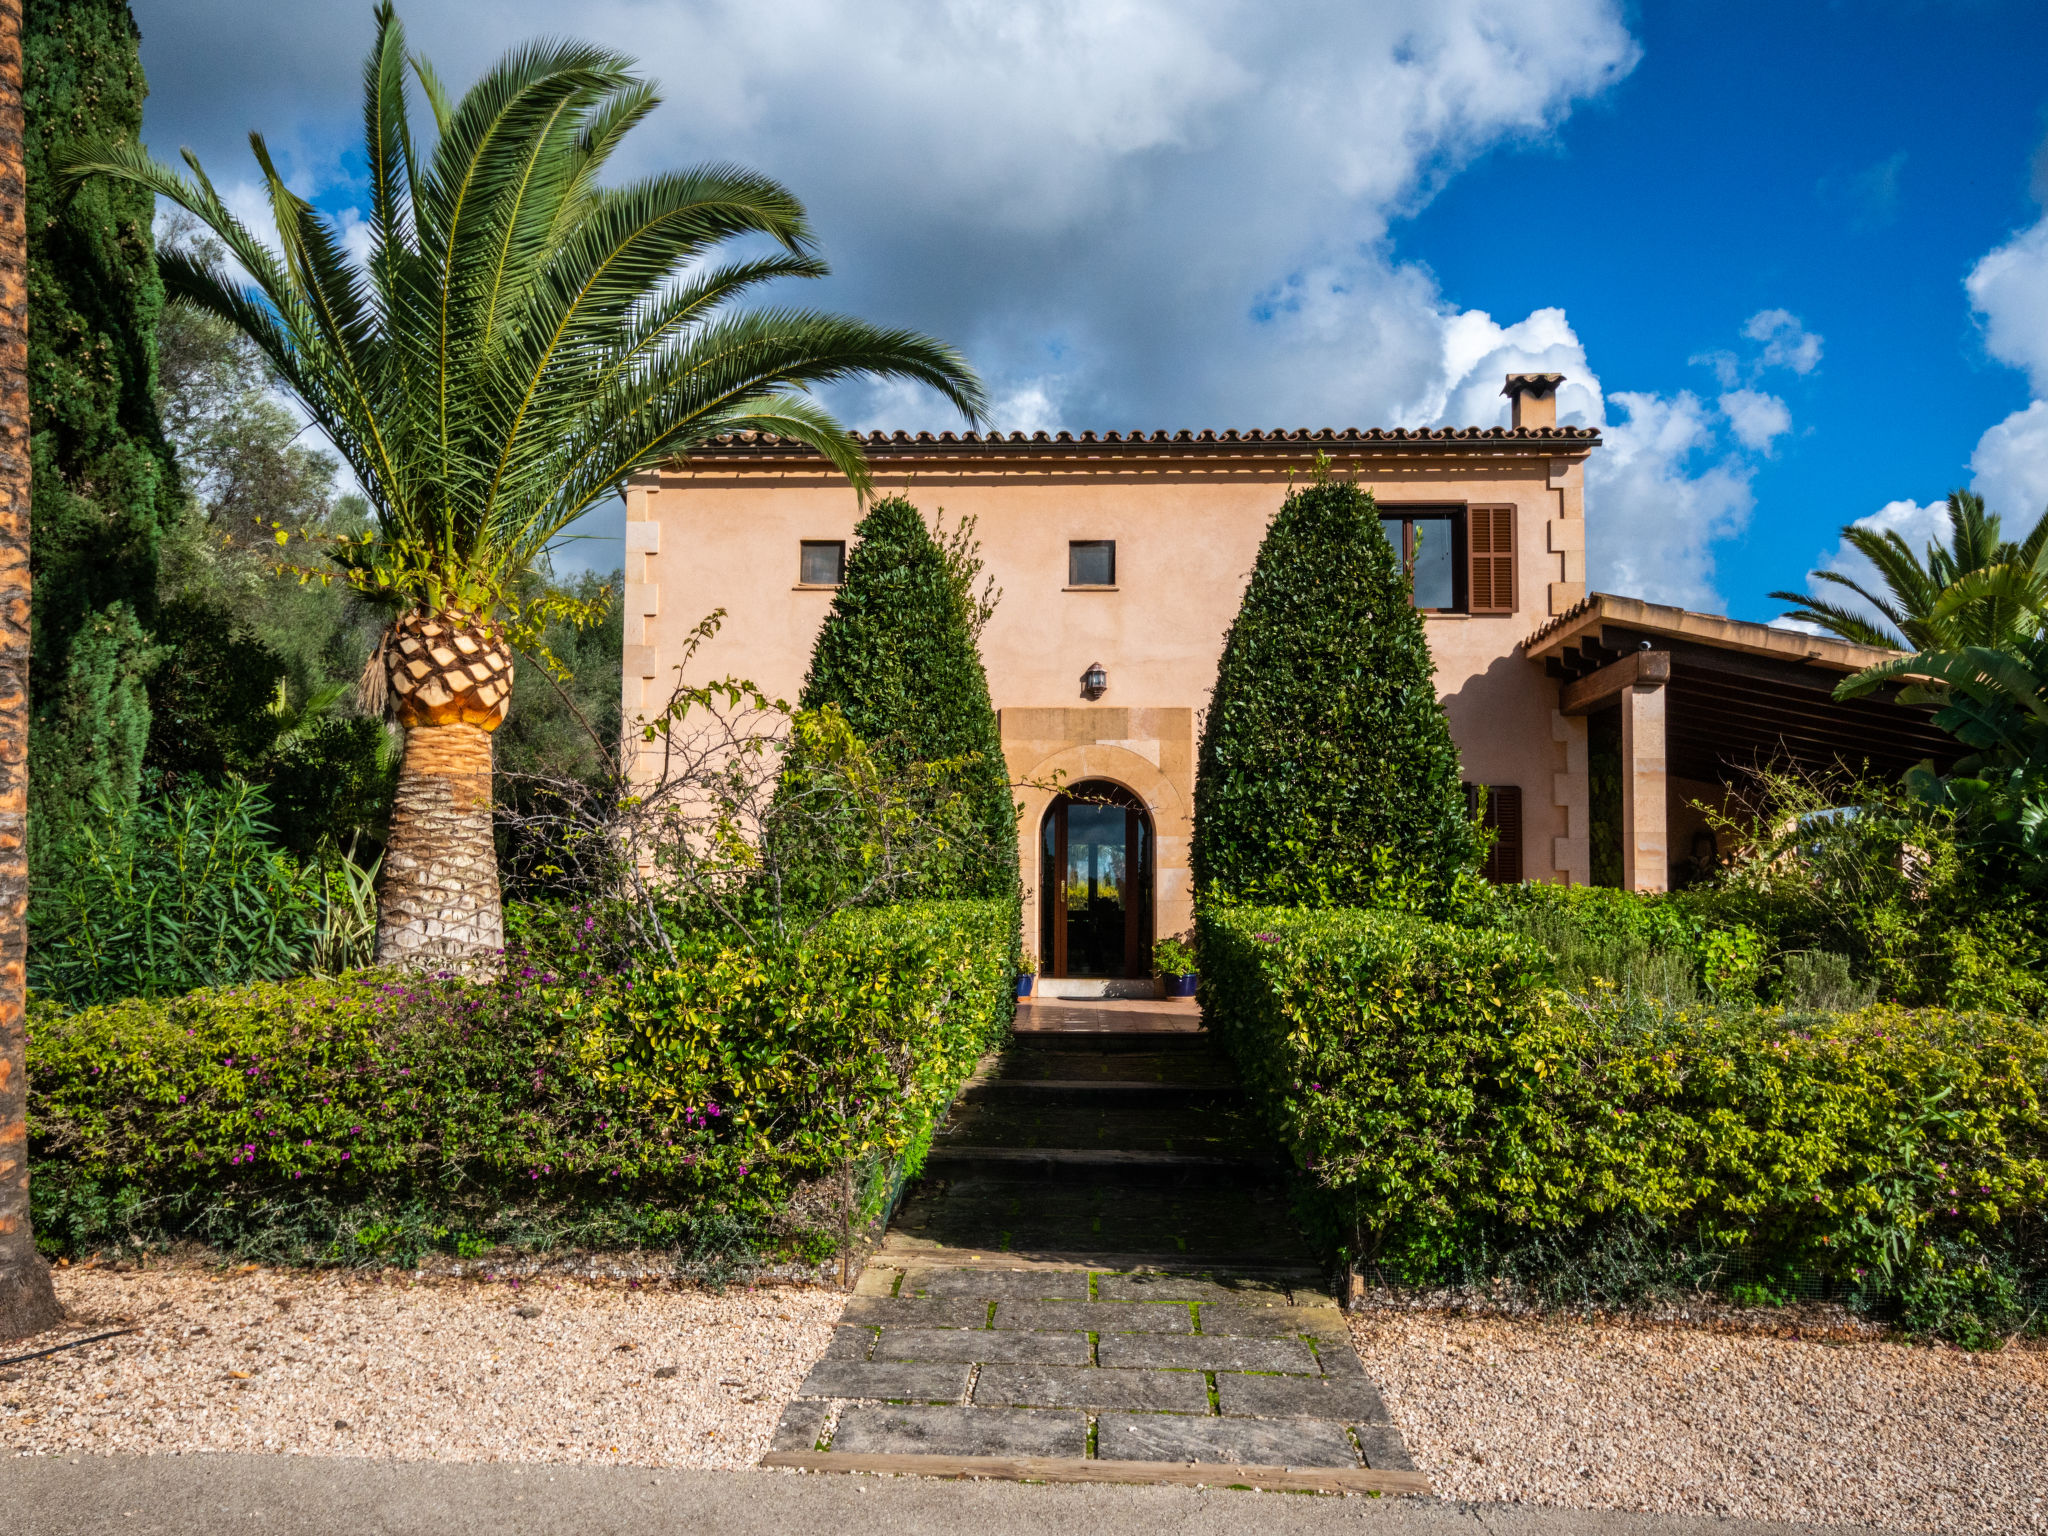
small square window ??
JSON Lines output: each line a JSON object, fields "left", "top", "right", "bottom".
{"left": 799, "top": 540, "right": 845, "bottom": 586}
{"left": 1068, "top": 540, "right": 1116, "bottom": 587}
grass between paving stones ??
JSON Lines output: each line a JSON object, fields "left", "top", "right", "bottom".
{"left": 1205, "top": 1371, "right": 1221, "bottom": 1412}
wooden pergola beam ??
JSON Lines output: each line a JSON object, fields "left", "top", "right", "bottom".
{"left": 1560, "top": 647, "right": 1670, "bottom": 716}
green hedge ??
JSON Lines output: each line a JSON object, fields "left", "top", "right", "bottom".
{"left": 1198, "top": 904, "right": 2048, "bottom": 1331}
{"left": 28, "top": 900, "right": 1014, "bottom": 1266}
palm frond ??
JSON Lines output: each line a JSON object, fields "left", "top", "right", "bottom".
{"left": 64, "top": 10, "right": 983, "bottom": 640}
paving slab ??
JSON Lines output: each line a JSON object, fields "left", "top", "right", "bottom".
{"left": 1354, "top": 1423, "right": 1418, "bottom": 1470}
{"left": 795, "top": 1361, "right": 971, "bottom": 1403}
{"left": 908, "top": 1267, "right": 1094, "bottom": 1299}
{"left": 1097, "top": 1334, "right": 1320, "bottom": 1373}
{"left": 840, "top": 1295, "right": 990, "bottom": 1328}
{"left": 829, "top": 1404, "right": 1088, "bottom": 1458}
{"left": 972, "top": 1363, "right": 1212, "bottom": 1413}
{"left": 767, "top": 1398, "right": 832, "bottom": 1452}
{"left": 875, "top": 1328, "right": 1092, "bottom": 1364}
{"left": 993, "top": 1298, "right": 1192, "bottom": 1333}
{"left": 1196, "top": 1302, "right": 1309, "bottom": 1337}
{"left": 1309, "top": 1336, "right": 1369, "bottom": 1375}
{"left": 821, "top": 1327, "right": 875, "bottom": 1360}
{"left": 1217, "top": 1371, "right": 1391, "bottom": 1423}
{"left": 1095, "top": 1412, "right": 1364, "bottom": 1468}
{"left": 1094, "top": 1273, "right": 1292, "bottom": 1304}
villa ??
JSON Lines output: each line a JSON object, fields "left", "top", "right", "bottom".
{"left": 622, "top": 374, "right": 1951, "bottom": 986}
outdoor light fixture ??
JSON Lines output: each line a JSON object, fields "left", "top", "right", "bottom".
{"left": 1082, "top": 662, "right": 1109, "bottom": 699}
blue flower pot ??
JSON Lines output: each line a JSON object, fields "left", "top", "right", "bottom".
{"left": 1016, "top": 973, "right": 1036, "bottom": 998}
{"left": 1164, "top": 973, "right": 1198, "bottom": 998}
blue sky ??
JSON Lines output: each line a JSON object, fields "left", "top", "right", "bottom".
{"left": 129, "top": 0, "right": 2048, "bottom": 622}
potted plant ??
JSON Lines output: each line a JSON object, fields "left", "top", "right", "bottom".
{"left": 1153, "top": 933, "right": 1198, "bottom": 997}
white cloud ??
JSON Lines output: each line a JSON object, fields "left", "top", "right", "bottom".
{"left": 1960, "top": 207, "right": 2048, "bottom": 524}
{"left": 1971, "top": 398, "right": 2048, "bottom": 519}
{"left": 1587, "top": 392, "right": 1756, "bottom": 610}
{"left": 1967, "top": 215, "right": 2048, "bottom": 397}
{"left": 1741, "top": 308, "right": 1824, "bottom": 376}
{"left": 1719, "top": 389, "right": 1792, "bottom": 453}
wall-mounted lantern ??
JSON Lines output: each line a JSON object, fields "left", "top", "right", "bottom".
{"left": 1081, "top": 661, "right": 1108, "bottom": 700}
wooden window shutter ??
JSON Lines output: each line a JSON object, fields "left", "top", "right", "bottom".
{"left": 1467, "top": 505, "right": 1516, "bottom": 614}
{"left": 1481, "top": 784, "right": 1523, "bottom": 884}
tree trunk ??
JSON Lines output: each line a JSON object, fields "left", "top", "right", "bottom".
{"left": 0, "top": 0, "right": 61, "bottom": 1342}
{"left": 372, "top": 610, "right": 513, "bottom": 972}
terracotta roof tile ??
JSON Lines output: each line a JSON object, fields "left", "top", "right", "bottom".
{"left": 691, "top": 423, "right": 1602, "bottom": 456}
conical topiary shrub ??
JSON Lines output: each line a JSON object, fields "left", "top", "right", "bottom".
{"left": 1192, "top": 474, "right": 1478, "bottom": 914}
{"left": 785, "top": 495, "right": 1019, "bottom": 909}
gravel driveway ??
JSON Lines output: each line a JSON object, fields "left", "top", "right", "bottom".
{"left": 1352, "top": 1311, "right": 2048, "bottom": 1534}
{"left": 1, "top": 1262, "right": 844, "bottom": 1470}
{"left": 8, "top": 1262, "right": 2045, "bottom": 1535}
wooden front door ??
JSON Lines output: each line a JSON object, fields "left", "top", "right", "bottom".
{"left": 1040, "top": 781, "right": 1152, "bottom": 978}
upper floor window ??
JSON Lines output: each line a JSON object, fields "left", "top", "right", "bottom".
{"left": 799, "top": 540, "right": 845, "bottom": 586}
{"left": 1379, "top": 512, "right": 1456, "bottom": 610}
{"left": 1068, "top": 540, "right": 1116, "bottom": 587}
{"left": 1377, "top": 506, "right": 1517, "bottom": 614}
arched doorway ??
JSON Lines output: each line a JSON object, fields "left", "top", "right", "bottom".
{"left": 1039, "top": 780, "right": 1153, "bottom": 978}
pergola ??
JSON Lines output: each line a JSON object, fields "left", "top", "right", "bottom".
{"left": 1523, "top": 594, "right": 1957, "bottom": 890}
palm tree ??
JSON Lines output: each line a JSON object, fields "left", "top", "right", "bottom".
{"left": 67, "top": 6, "right": 985, "bottom": 971}
{"left": 1770, "top": 489, "right": 2048, "bottom": 650}
{"left": 0, "top": 0, "right": 63, "bottom": 1341}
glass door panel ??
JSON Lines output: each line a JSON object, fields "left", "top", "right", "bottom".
{"left": 1063, "top": 802, "right": 1127, "bottom": 976}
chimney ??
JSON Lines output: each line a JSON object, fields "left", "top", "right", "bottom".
{"left": 1502, "top": 373, "right": 1562, "bottom": 431}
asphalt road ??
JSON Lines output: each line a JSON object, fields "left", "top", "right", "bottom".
{"left": 1, "top": 1453, "right": 1880, "bottom": 1536}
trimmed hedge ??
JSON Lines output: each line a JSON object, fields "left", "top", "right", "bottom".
{"left": 1192, "top": 477, "right": 1477, "bottom": 914}
{"left": 1199, "top": 904, "right": 2048, "bottom": 1323}
{"left": 28, "top": 900, "right": 1014, "bottom": 1266}
{"left": 790, "top": 494, "right": 1019, "bottom": 907}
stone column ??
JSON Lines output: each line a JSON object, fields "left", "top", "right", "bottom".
{"left": 1619, "top": 678, "right": 1668, "bottom": 893}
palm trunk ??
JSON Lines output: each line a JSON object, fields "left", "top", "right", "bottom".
{"left": 375, "top": 720, "right": 504, "bottom": 970}
{"left": 0, "top": 0, "right": 61, "bottom": 1341}
{"left": 371, "top": 610, "right": 514, "bottom": 973}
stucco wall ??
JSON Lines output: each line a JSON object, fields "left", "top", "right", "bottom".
{"left": 627, "top": 446, "right": 1594, "bottom": 961}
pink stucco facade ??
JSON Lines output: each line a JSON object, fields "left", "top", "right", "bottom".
{"left": 625, "top": 377, "right": 1604, "bottom": 971}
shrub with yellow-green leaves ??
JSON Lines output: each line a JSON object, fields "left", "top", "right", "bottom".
{"left": 28, "top": 900, "right": 1013, "bottom": 1266}
{"left": 1199, "top": 903, "right": 2048, "bottom": 1331}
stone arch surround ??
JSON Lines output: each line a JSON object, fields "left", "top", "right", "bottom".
{"left": 1005, "top": 716, "right": 1195, "bottom": 970}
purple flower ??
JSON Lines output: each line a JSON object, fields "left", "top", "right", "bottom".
{"left": 1254, "top": 932, "right": 1280, "bottom": 943}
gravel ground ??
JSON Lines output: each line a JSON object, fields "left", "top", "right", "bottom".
{"left": 1351, "top": 1309, "right": 2048, "bottom": 1534}
{"left": 12, "top": 1263, "right": 2045, "bottom": 1535}
{"left": 1, "top": 1262, "right": 845, "bottom": 1470}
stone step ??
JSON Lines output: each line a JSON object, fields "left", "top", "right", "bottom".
{"left": 995, "top": 1047, "right": 1237, "bottom": 1087}
{"left": 1005, "top": 1029, "right": 1214, "bottom": 1054}
{"left": 920, "top": 1146, "right": 1281, "bottom": 1184}
{"left": 936, "top": 1097, "right": 1261, "bottom": 1157}
{"left": 890, "top": 1173, "right": 1314, "bottom": 1260}
{"left": 966, "top": 1079, "right": 1242, "bottom": 1105}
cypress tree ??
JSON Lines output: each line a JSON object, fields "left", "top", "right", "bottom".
{"left": 22, "top": 0, "right": 177, "bottom": 832}
{"left": 1192, "top": 474, "right": 1477, "bottom": 913}
{"left": 790, "top": 495, "right": 1018, "bottom": 907}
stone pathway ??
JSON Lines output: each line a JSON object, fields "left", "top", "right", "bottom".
{"left": 761, "top": 999, "right": 1426, "bottom": 1495}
